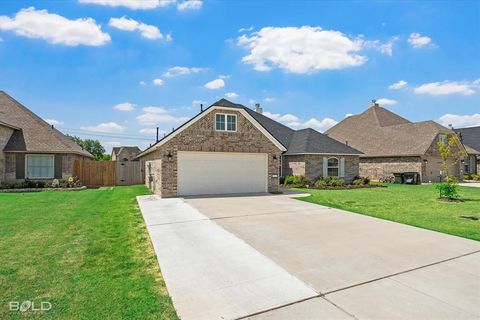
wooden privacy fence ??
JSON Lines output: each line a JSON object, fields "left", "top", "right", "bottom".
{"left": 73, "top": 160, "right": 143, "bottom": 187}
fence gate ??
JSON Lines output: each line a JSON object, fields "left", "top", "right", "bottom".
{"left": 74, "top": 160, "right": 142, "bottom": 187}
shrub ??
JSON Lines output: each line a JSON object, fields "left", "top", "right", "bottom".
{"left": 353, "top": 178, "right": 364, "bottom": 185}
{"left": 330, "top": 178, "right": 345, "bottom": 186}
{"left": 283, "top": 175, "right": 310, "bottom": 188}
{"left": 314, "top": 177, "right": 344, "bottom": 187}
{"left": 353, "top": 175, "right": 370, "bottom": 185}
{"left": 464, "top": 174, "right": 473, "bottom": 180}
{"left": 434, "top": 176, "right": 459, "bottom": 200}
{"left": 314, "top": 179, "right": 328, "bottom": 188}
{"left": 472, "top": 174, "right": 480, "bottom": 181}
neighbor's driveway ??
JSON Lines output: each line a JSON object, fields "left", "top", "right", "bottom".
{"left": 137, "top": 194, "right": 480, "bottom": 320}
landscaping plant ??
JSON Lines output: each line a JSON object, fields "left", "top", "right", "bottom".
{"left": 434, "top": 134, "right": 466, "bottom": 200}
{"left": 283, "top": 175, "right": 310, "bottom": 187}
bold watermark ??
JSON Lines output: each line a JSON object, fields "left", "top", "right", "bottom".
{"left": 9, "top": 301, "right": 52, "bottom": 312}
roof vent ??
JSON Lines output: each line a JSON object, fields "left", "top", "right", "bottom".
{"left": 370, "top": 99, "right": 379, "bottom": 108}
{"left": 255, "top": 103, "right": 263, "bottom": 114}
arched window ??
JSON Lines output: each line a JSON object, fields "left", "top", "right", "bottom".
{"left": 327, "top": 157, "right": 339, "bottom": 177}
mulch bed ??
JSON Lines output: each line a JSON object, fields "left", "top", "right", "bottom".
{"left": 282, "top": 184, "right": 387, "bottom": 190}
{"left": 0, "top": 186, "right": 87, "bottom": 193}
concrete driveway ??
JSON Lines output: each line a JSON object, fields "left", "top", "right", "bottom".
{"left": 137, "top": 194, "right": 480, "bottom": 320}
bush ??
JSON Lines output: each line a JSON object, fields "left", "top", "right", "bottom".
{"left": 353, "top": 175, "right": 370, "bottom": 185}
{"left": 283, "top": 175, "right": 310, "bottom": 187}
{"left": 434, "top": 178, "right": 459, "bottom": 200}
{"left": 314, "top": 177, "right": 345, "bottom": 187}
{"left": 353, "top": 178, "right": 365, "bottom": 185}
{"left": 330, "top": 178, "right": 345, "bottom": 186}
{"left": 314, "top": 179, "right": 328, "bottom": 188}
{"left": 472, "top": 174, "right": 480, "bottom": 181}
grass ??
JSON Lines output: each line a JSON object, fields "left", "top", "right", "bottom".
{"left": 0, "top": 186, "right": 178, "bottom": 320}
{"left": 297, "top": 184, "right": 480, "bottom": 241}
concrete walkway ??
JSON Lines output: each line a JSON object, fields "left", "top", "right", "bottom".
{"left": 138, "top": 194, "right": 480, "bottom": 320}
{"left": 459, "top": 182, "right": 480, "bottom": 188}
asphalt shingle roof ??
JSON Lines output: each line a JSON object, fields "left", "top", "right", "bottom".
{"left": 326, "top": 104, "right": 456, "bottom": 157}
{"left": 0, "top": 91, "right": 93, "bottom": 157}
{"left": 456, "top": 126, "right": 480, "bottom": 154}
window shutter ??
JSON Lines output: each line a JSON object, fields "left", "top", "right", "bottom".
{"left": 16, "top": 153, "right": 25, "bottom": 179}
{"left": 54, "top": 154, "right": 63, "bottom": 179}
{"left": 340, "top": 158, "right": 345, "bottom": 177}
{"left": 322, "top": 157, "right": 328, "bottom": 177}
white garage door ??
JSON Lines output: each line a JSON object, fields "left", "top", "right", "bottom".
{"left": 177, "top": 151, "right": 268, "bottom": 196}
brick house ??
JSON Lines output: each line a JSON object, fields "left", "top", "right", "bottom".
{"left": 137, "top": 99, "right": 361, "bottom": 197}
{"left": 0, "top": 91, "right": 92, "bottom": 184}
{"left": 111, "top": 146, "right": 141, "bottom": 161}
{"left": 326, "top": 101, "right": 473, "bottom": 182}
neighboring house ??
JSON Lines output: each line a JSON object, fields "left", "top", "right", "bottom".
{"left": 137, "top": 99, "right": 361, "bottom": 197}
{"left": 326, "top": 101, "right": 470, "bottom": 182}
{"left": 111, "top": 146, "right": 141, "bottom": 161}
{"left": 456, "top": 126, "right": 480, "bottom": 174}
{"left": 0, "top": 91, "right": 92, "bottom": 183}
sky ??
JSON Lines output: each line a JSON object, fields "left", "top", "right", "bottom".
{"left": 0, "top": 0, "right": 479, "bottom": 152}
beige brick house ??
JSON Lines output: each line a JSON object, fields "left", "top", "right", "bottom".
{"left": 111, "top": 146, "right": 141, "bottom": 161}
{"left": 326, "top": 101, "right": 474, "bottom": 182}
{"left": 137, "top": 99, "right": 361, "bottom": 197}
{"left": 0, "top": 91, "right": 92, "bottom": 184}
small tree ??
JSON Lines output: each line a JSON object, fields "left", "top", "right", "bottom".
{"left": 434, "top": 134, "right": 466, "bottom": 199}
{"left": 68, "top": 135, "right": 108, "bottom": 161}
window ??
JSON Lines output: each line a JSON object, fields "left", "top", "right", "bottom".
{"left": 215, "top": 113, "right": 237, "bottom": 132}
{"left": 327, "top": 157, "right": 339, "bottom": 177}
{"left": 26, "top": 155, "right": 54, "bottom": 179}
{"left": 438, "top": 134, "right": 447, "bottom": 144}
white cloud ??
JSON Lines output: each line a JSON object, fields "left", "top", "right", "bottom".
{"left": 81, "top": 122, "right": 126, "bottom": 133}
{"left": 109, "top": 17, "right": 164, "bottom": 40}
{"left": 142, "top": 106, "right": 167, "bottom": 113}
{"left": 0, "top": 37, "right": 3, "bottom": 42}
{"left": 289, "top": 118, "right": 338, "bottom": 132}
{"left": 345, "top": 113, "right": 354, "bottom": 118}
{"left": 153, "top": 78, "right": 164, "bottom": 86}
{"left": 0, "top": 7, "right": 110, "bottom": 46}
{"left": 414, "top": 79, "right": 480, "bottom": 96}
{"left": 113, "top": 102, "right": 135, "bottom": 112}
{"left": 408, "top": 33, "right": 432, "bottom": 48}
{"left": 139, "top": 128, "right": 166, "bottom": 135}
{"left": 44, "top": 118, "right": 64, "bottom": 126}
{"left": 204, "top": 78, "right": 225, "bottom": 89}
{"left": 79, "top": 0, "right": 175, "bottom": 10}
{"left": 163, "top": 66, "right": 206, "bottom": 77}
{"left": 362, "top": 36, "right": 399, "bottom": 56}
{"left": 438, "top": 113, "right": 480, "bottom": 128}
{"left": 219, "top": 74, "right": 230, "bottom": 79}
{"left": 177, "top": 0, "right": 203, "bottom": 11}
{"left": 389, "top": 80, "right": 408, "bottom": 90}
{"left": 376, "top": 98, "right": 397, "bottom": 106}
{"left": 264, "top": 97, "right": 275, "bottom": 103}
{"left": 139, "top": 80, "right": 146, "bottom": 85}
{"left": 238, "top": 26, "right": 254, "bottom": 33}
{"left": 225, "top": 92, "right": 238, "bottom": 98}
{"left": 237, "top": 26, "right": 367, "bottom": 74}
{"left": 263, "top": 111, "right": 337, "bottom": 132}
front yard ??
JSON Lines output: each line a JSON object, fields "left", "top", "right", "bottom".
{"left": 0, "top": 186, "right": 178, "bottom": 319}
{"left": 298, "top": 184, "right": 480, "bottom": 241}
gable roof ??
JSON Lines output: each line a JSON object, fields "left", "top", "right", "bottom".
{"left": 0, "top": 91, "right": 92, "bottom": 157}
{"left": 112, "top": 146, "right": 141, "bottom": 156}
{"left": 456, "top": 126, "right": 480, "bottom": 154}
{"left": 137, "top": 98, "right": 361, "bottom": 157}
{"left": 326, "top": 104, "right": 454, "bottom": 157}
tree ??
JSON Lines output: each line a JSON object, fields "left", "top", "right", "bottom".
{"left": 68, "top": 135, "right": 109, "bottom": 161}
{"left": 434, "top": 133, "right": 466, "bottom": 199}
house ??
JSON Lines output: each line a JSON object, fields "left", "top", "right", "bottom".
{"left": 456, "top": 126, "right": 480, "bottom": 174}
{"left": 0, "top": 91, "right": 92, "bottom": 183}
{"left": 326, "top": 100, "right": 471, "bottom": 182}
{"left": 137, "top": 99, "right": 361, "bottom": 197}
{"left": 111, "top": 146, "right": 141, "bottom": 161}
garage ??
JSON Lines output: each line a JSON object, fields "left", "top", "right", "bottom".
{"left": 177, "top": 151, "right": 268, "bottom": 196}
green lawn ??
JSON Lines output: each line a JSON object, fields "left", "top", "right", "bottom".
{"left": 298, "top": 184, "right": 480, "bottom": 241}
{"left": 0, "top": 186, "right": 178, "bottom": 320}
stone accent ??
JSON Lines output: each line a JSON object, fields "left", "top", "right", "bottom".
{"left": 139, "top": 109, "right": 283, "bottom": 197}
{"left": 145, "top": 159, "right": 162, "bottom": 195}
{"left": 0, "top": 125, "right": 14, "bottom": 182}
{"left": 282, "top": 154, "right": 360, "bottom": 184}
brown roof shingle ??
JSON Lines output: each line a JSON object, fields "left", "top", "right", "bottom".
{"left": 326, "top": 104, "right": 454, "bottom": 157}
{"left": 0, "top": 91, "right": 92, "bottom": 157}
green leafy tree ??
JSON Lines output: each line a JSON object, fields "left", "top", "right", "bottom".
{"left": 68, "top": 135, "right": 109, "bottom": 161}
{"left": 434, "top": 134, "right": 466, "bottom": 199}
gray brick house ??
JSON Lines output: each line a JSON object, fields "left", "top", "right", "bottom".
{"left": 137, "top": 99, "right": 361, "bottom": 197}
{"left": 456, "top": 126, "right": 480, "bottom": 174}
{"left": 0, "top": 91, "right": 92, "bottom": 184}
{"left": 111, "top": 146, "right": 141, "bottom": 161}
{"left": 326, "top": 101, "right": 475, "bottom": 182}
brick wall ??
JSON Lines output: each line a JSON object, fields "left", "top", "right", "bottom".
{"left": 139, "top": 109, "right": 283, "bottom": 197}
{"left": 145, "top": 159, "right": 162, "bottom": 195}
{"left": 0, "top": 126, "right": 14, "bottom": 182}
{"left": 282, "top": 154, "right": 360, "bottom": 183}
{"left": 360, "top": 156, "right": 422, "bottom": 181}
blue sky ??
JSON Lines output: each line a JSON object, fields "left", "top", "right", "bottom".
{"left": 0, "top": 0, "right": 479, "bottom": 152}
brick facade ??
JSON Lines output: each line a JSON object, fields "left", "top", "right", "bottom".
{"left": 0, "top": 125, "right": 14, "bottom": 182}
{"left": 139, "top": 109, "right": 283, "bottom": 197}
{"left": 282, "top": 154, "right": 360, "bottom": 183}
